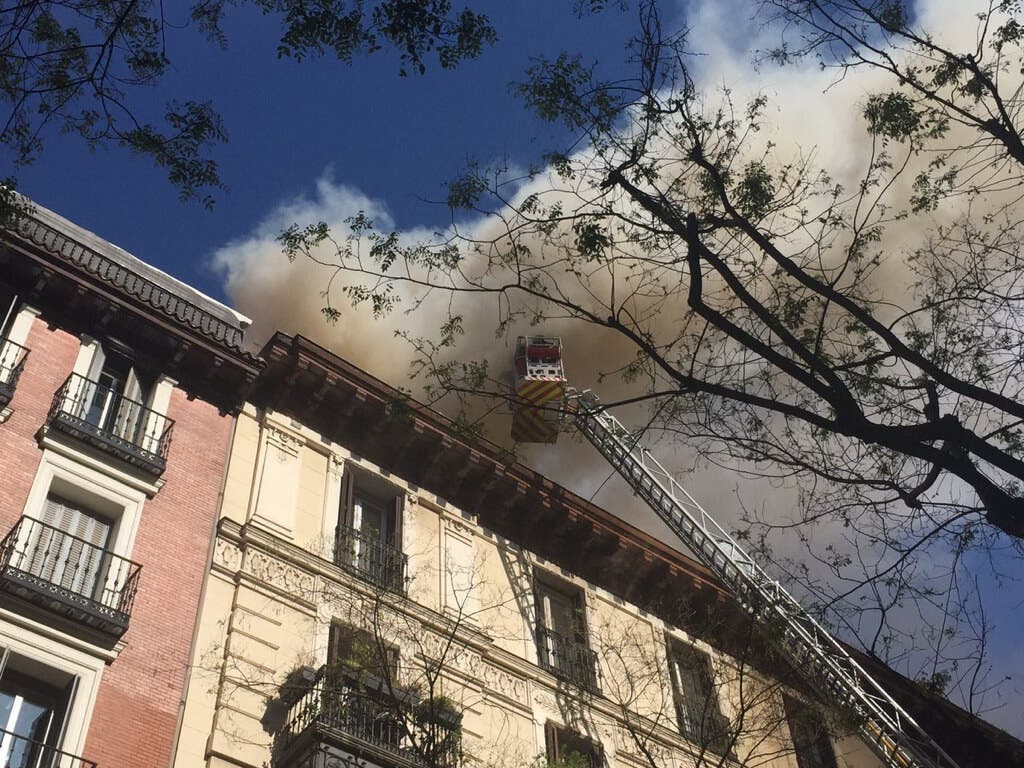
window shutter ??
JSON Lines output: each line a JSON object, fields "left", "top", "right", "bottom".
{"left": 571, "top": 590, "right": 588, "bottom": 642}
{"left": 545, "top": 722, "right": 559, "bottom": 763}
{"left": 389, "top": 492, "right": 404, "bottom": 548}
{"left": 33, "top": 497, "right": 110, "bottom": 598}
{"left": 339, "top": 469, "right": 355, "bottom": 528}
{"left": 328, "top": 621, "right": 343, "bottom": 663}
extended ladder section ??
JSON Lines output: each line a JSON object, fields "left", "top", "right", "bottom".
{"left": 572, "top": 390, "right": 961, "bottom": 768}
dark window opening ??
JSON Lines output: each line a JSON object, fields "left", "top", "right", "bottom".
{"left": 327, "top": 622, "right": 399, "bottom": 684}
{"left": 85, "top": 342, "right": 154, "bottom": 436}
{"left": 0, "top": 648, "right": 77, "bottom": 768}
{"left": 534, "top": 575, "right": 598, "bottom": 691}
{"left": 0, "top": 283, "right": 19, "bottom": 340}
{"left": 667, "top": 638, "right": 731, "bottom": 753}
{"left": 544, "top": 722, "right": 602, "bottom": 768}
{"left": 335, "top": 469, "right": 406, "bottom": 591}
{"left": 784, "top": 695, "right": 838, "bottom": 768}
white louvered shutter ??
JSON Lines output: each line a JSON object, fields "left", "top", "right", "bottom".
{"left": 33, "top": 497, "right": 112, "bottom": 599}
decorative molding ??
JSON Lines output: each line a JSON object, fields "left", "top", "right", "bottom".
{"left": 265, "top": 424, "right": 302, "bottom": 458}
{"left": 444, "top": 516, "right": 475, "bottom": 539}
{"left": 213, "top": 538, "right": 243, "bottom": 572}
{"left": 327, "top": 454, "right": 345, "bottom": 478}
{"left": 246, "top": 550, "right": 316, "bottom": 599}
{"left": 532, "top": 689, "right": 557, "bottom": 713}
{"left": 418, "top": 631, "right": 527, "bottom": 703}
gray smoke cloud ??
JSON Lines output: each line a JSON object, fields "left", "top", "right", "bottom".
{"left": 212, "top": 0, "right": 984, "bottom": 520}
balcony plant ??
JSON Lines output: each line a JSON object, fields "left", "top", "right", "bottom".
{"left": 412, "top": 694, "right": 462, "bottom": 730}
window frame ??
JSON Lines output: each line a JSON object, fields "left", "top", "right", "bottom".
{"left": 665, "top": 635, "right": 731, "bottom": 754}
{"left": 544, "top": 721, "right": 603, "bottom": 768}
{"left": 20, "top": 448, "right": 145, "bottom": 578}
{"left": 783, "top": 694, "right": 839, "bottom": 768}
{"left": 533, "top": 572, "right": 598, "bottom": 691}
{"left": 327, "top": 621, "right": 400, "bottom": 684}
{"left": 333, "top": 465, "right": 407, "bottom": 591}
{"left": 63, "top": 336, "right": 176, "bottom": 467}
{"left": 0, "top": 626, "right": 104, "bottom": 764}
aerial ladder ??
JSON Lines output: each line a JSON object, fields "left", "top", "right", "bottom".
{"left": 511, "top": 336, "right": 962, "bottom": 768}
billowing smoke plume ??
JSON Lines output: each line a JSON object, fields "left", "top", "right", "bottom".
{"left": 212, "top": 0, "right": 987, "bottom": 519}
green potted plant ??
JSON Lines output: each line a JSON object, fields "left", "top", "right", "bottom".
{"left": 413, "top": 694, "right": 462, "bottom": 729}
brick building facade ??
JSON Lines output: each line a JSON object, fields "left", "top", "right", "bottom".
{"left": 0, "top": 202, "right": 259, "bottom": 767}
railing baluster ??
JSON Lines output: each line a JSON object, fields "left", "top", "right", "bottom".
{"left": 273, "top": 667, "right": 461, "bottom": 768}
{"left": 334, "top": 524, "right": 408, "bottom": 593}
{"left": 0, "top": 726, "right": 96, "bottom": 767}
{"left": 0, "top": 516, "right": 142, "bottom": 633}
{"left": 46, "top": 373, "right": 175, "bottom": 470}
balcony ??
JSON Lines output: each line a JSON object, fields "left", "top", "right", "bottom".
{"left": 537, "top": 628, "right": 601, "bottom": 693}
{"left": 335, "top": 524, "right": 408, "bottom": 593}
{"left": 0, "top": 516, "right": 142, "bottom": 637}
{"left": 46, "top": 373, "right": 174, "bottom": 476}
{"left": 0, "top": 339, "right": 29, "bottom": 408}
{"left": 273, "top": 667, "right": 461, "bottom": 768}
{"left": 0, "top": 727, "right": 96, "bottom": 768}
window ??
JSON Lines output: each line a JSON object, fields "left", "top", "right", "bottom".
{"left": 0, "top": 283, "right": 19, "bottom": 340}
{"left": 327, "top": 622, "right": 399, "bottom": 683}
{"left": 0, "top": 648, "right": 79, "bottom": 768}
{"left": 324, "top": 622, "right": 407, "bottom": 751}
{"left": 82, "top": 341, "right": 154, "bottom": 441}
{"left": 1, "top": 487, "right": 141, "bottom": 637}
{"left": 544, "top": 722, "right": 602, "bottom": 768}
{"left": 784, "top": 695, "right": 838, "bottom": 768}
{"left": 50, "top": 337, "right": 173, "bottom": 473}
{"left": 335, "top": 469, "right": 406, "bottom": 591}
{"left": 0, "top": 282, "right": 28, "bottom": 400}
{"left": 26, "top": 496, "right": 112, "bottom": 602}
{"left": 666, "top": 638, "right": 730, "bottom": 753}
{"left": 534, "top": 575, "right": 598, "bottom": 691}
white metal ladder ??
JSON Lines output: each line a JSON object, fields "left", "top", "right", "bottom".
{"left": 572, "top": 389, "right": 961, "bottom": 768}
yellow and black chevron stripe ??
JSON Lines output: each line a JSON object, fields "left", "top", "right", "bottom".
{"left": 511, "top": 407, "right": 560, "bottom": 443}
{"left": 515, "top": 379, "right": 565, "bottom": 407}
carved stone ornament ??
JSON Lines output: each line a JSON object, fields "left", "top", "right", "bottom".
{"left": 418, "top": 630, "right": 526, "bottom": 701}
{"left": 246, "top": 550, "right": 316, "bottom": 598}
{"left": 213, "top": 538, "right": 243, "bottom": 572}
{"left": 327, "top": 454, "right": 345, "bottom": 478}
{"left": 265, "top": 424, "right": 302, "bottom": 458}
{"left": 532, "top": 689, "right": 557, "bottom": 713}
{"left": 445, "top": 516, "right": 475, "bottom": 539}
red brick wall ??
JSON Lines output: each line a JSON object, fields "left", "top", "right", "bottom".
{"left": 0, "top": 315, "right": 232, "bottom": 768}
{"left": 0, "top": 316, "right": 79, "bottom": 532}
{"left": 82, "top": 386, "right": 231, "bottom": 768}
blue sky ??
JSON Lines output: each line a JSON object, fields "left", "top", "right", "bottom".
{"left": 10, "top": 2, "right": 638, "bottom": 300}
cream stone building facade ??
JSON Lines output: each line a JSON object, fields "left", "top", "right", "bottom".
{"left": 171, "top": 333, "right": 1018, "bottom": 768}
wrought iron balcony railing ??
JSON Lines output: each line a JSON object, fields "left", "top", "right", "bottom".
{"left": 47, "top": 373, "right": 174, "bottom": 475}
{"left": 0, "top": 339, "right": 29, "bottom": 407}
{"left": 273, "top": 667, "right": 461, "bottom": 768}
{"left": 335, "top": 524, "right": 408, "bottom": 593}
{"left": 537, "top": 627, "right": 601, "bottom": 693}
{"left": 0, "top": 516, "right": 142, "bottom": 637}
{"left": 0, "top": 726, "right": 97, "bottom": 768}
